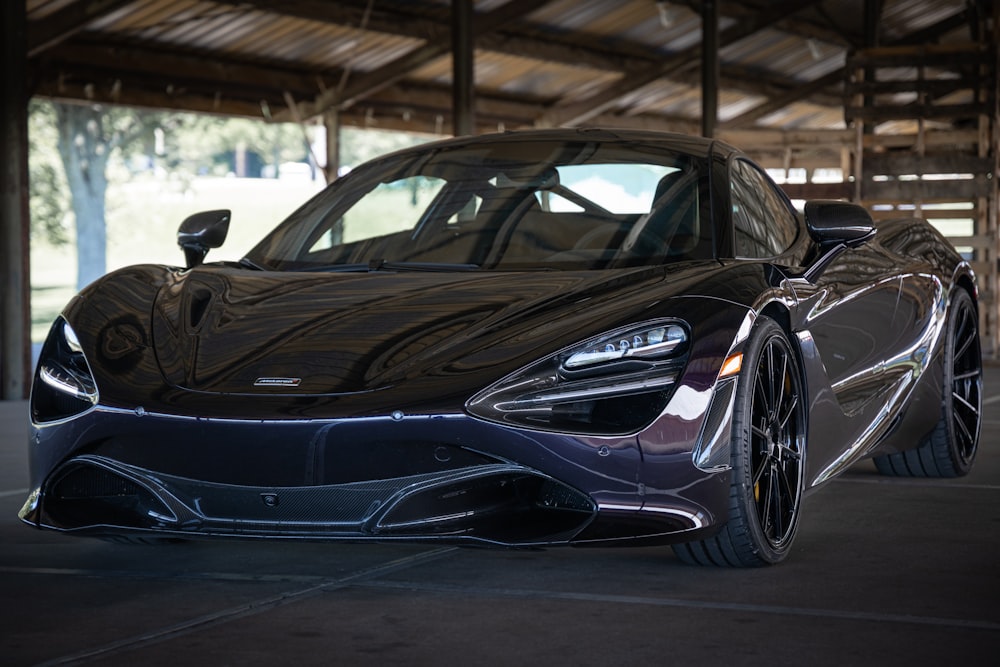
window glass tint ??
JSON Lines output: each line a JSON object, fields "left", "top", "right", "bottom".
{"left": 731, "top": 159, "right": 798, "bottom": 258}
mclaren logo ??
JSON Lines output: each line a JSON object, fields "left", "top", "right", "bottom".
{"left": 254, "top": 377, "right": 302, "bottom": 387}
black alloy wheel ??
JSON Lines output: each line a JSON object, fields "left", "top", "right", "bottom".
{"left": 748, "top": 332, "right": 803, "bottom": 548}
{"left": 675, "top": 317, "right": 806, "bottom": 567}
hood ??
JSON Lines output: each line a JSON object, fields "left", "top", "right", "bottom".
{"left": 151, "top": 264, "right": 712, "bottom": 399}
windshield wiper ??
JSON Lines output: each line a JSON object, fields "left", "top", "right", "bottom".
{"left": 300, "top": 263, "right": 372, "bottom": 273}
{"left": 239, "top": 257, "right": 268, "bottom": 271}
{"left": 299, "top": 260, "right": 480, "bottom": 273}
{"left": 377, "top": 261, "right": 480, "bottom": 272}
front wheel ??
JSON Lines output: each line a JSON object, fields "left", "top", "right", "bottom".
{"left": 674, "top": 317, "right": 807, "bottom": 567}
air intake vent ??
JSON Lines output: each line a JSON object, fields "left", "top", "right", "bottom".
{"left": 45, "top": 461, "right": 173, "bottom": 529}
{"left": 52, "top": 465, "right": 143, "bottom": 500}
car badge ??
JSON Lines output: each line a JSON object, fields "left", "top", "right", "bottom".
{"left": 253, "top": 377, "right": 302, "bottom": 387}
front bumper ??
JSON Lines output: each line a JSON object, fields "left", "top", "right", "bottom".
{"left": 21, "top": 454, "right": 599, "bottom": 544}
{"left": 21, "top": 407, "right": 722, "bottom": 547}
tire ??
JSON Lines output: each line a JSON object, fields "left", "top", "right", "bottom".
{"left": 674, "top": 317, "right": 807, "bottom": 567}
{"left": 873, "top": 289, "right": 981, "bottom": 478}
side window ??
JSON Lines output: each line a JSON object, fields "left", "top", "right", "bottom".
{"left": 731, "top": 162, "right": 771, "bottom": 258}
{"left": 731, "top": 160, "right": 799, "bottom": 258}
{"left": 753, "top": 166, "right": 799, "bottom": 252}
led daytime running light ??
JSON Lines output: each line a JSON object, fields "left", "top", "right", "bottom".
{"left": 39, "top": 361, "right": 97, "bottom": 403}
{"left": 499, "top": 372, "right": 678, "bottom": 409}
{"left": 564, "top": 324, "right": 686, "bottom": 369}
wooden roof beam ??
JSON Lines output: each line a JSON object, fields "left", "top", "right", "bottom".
{"left": 244, "top": 0, "right": 839, "bottom": 113}
{"left": 33, "top": 38, "right": 338, "bottom": 101}
{"left": 721, "top": 8, "right": 972, "bottom": 129}
{"left": 722, "top": 68, "right": 843, "bottom": 129}
{"left": 33, "top": 60, "right": 706, "bottom": 139}
{"left": 535, "top": 0, "right": 820, "bottom": 128}
{"left": 27, "top": 0, "right": 134, "bottom": 57}
{"left": 275, "top": 0, "right": 543, "bottom": 122}
{"left": 236, "top": 0, "right": 843, "bottom": 117}
{"left": 672, "top": 0, "right": 859, "bottom": 47}
{"left": 234, "top": 0, "right": 444, "bottom": 41}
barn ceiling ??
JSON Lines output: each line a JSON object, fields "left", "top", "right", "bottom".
{"left": 24, "top": 0, "right": 989, "bottom": 136}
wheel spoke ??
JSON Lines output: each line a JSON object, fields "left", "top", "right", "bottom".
{"left": 953, "top": 306, "right": 977, "bottom": 363}
{"left": 764, "top": 343, "right": 777, "bottom": 419}
{"left": 777, "top": 394, "right": 799, "bottom": 431}
{"left": 777, "top": 443, "right": 801, "bottom": 461}
{"left": 772, "top": 466, "right": 792, "bottom": 539}
{"left": 759, "top": 468, "right": 774, "bottom": 534}
{"left": 758, "top": 352, "right": 774, "bottom": 417}
{"left": 952, "top": 390, "right": 979, "bottom": 416}
{"left": 752, "top": 456, "right": 769, "bottom": 486}
{"left": 773, "top": 346, "right": 787, "bottom": 422}
{"left": 774, "top": 462, "right": 796, "bottom": 511}
{"left": 754, "top": 369, "right": 771, "bottom": 422}
{"left": 954, "top": 328, "right": 976, "bottom": 363}
{"left": 769, "top": 468, "right": 783, "bottom": 539}
{"left": 952, "top": 408, "right": 974, "bottom": 451}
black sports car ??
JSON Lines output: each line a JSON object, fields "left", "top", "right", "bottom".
{"left": 21, "top": 129, "right": 982, "bottom": 566}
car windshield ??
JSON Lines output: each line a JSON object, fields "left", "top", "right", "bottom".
{"left": 245, "top": 138, "right": 711, "bottom": 272}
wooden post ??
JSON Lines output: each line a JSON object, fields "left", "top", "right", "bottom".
{"left": 452, "top": 0, "right": 475, "bottom": 136}
{"left": 323, "top": 110, "right": 340, "bottom": 183}
{"left": 701, "top": 0, "right": 719, "bottom": 139}
{"left": 989, "top": 2, "right": 999, "bottom": 356}
{"left": 0, "top": 0, "right": 31, "bottom": 399}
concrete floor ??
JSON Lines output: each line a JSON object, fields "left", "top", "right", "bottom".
{"left": 3, "top": 368, "right": 998, "bottom": 666}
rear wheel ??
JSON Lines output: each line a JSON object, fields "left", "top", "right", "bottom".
{"left": 674, "top": 317, "right": 806, "bottom": 567}
{"left": 873, "top": 289, "right": 981, "bottom": 477}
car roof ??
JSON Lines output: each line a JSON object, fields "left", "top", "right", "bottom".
{"left": 376, "top": 127, "right": 738, "bottom": 162}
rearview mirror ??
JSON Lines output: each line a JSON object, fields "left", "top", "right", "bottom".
{"left": 804, "top": 200, "right": 875, "bottom": 248}
{"left": 178, "top": 209, "right": 230, "bottom": 268}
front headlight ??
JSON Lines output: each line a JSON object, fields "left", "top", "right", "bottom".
{"left": 563, "top": 323, "right": 686, "bottom": 369}
{"left": 31, "top": 318, "right": 99, "bottom": 423}
{"left": 466, "top": 320, "right": 688, "bottom": 435}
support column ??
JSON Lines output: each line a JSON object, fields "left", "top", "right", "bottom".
{"left": 701, "top": 0, "right": 719, "bottom": 138}
{"left": 862, "top": 0, "right": 882, "bottom": 118}
{"left": 0, "top": 0, "right": 31, "bottom": 399}
{"left": 323, "top": 110, "right": 340, "bottom": 184}
{"left": 854, "top": 0, "right": 883, "bottom": 202}
{"left": 452, "top": 0, "right": 475, "bottom": 137}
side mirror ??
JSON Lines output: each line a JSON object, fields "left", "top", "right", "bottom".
{"left": 178, "top": 209, "right": 230, "bottom": 268}
{"left": 804, "top": 200, "right": 875, "bottom": 248}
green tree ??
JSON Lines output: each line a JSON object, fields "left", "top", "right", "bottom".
{"left": 35, "top": 100, "right": 428, "bottom": 290}
{"left": 52, "top": 102, "right": 161, "bottom": 289}
{"left": 28, "top": 100, "right": 69, "bottom": 246}
{"left": 55, "top": 103, "right": 110, "bottom": 289}
{"left": 170, "top": 115, "right": 308, "bottom": 177}
{"left": 340, "top": 127, "right": 428, "bottom": 169}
